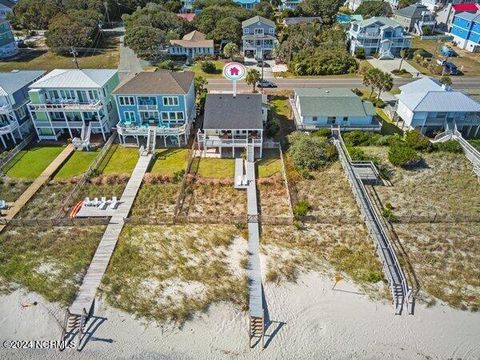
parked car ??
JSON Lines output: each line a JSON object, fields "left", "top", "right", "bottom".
{"left": 437, "top": 59, "right": 458, "bottom": 75}
{"left": 256, "top": 80, "right": 277, "bottom": 88}
{"left": 440, "top": 45, "right": 456, "bottom": 57}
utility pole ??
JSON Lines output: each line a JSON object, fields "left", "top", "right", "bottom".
{"left": 70, "top": 47, "right": 79, "bottom": 69}
{"left": 104, "top": 1, "right": 111, "bottom": 25}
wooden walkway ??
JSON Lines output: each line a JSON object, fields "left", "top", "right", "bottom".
{"left": 69, "top": 153, "right": 153, "bottom": 316}
{"left": 0, "top": 144, "right": 74, "bottom": 233}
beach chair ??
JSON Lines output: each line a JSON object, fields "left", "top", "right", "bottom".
{"left": 93, "top": 197, "right": 99, "bottom": 207}
{"left": 84, "top": 197, "right": 91, "bottom": 206}
{"left": 99, "top": 196, "right": 107, "bottom": 209}
{"left": 0, "top": 200, "right": 7, "bottom": 210}
{"left": 109, "top": 196, "right": 118, "bottom": 210}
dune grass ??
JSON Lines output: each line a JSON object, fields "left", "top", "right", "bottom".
{"left": 4, "top": 146, "right": 65, "bottom": 180}
{"left": 150, "top": 148, "right": 189, "bottom": 176}
{"left": 54, "top": 150, "right": 99, "bottom": 180}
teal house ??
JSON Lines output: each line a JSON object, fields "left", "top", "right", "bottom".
{"left": 113, "top": 70, "right": 196, "bottom": 147}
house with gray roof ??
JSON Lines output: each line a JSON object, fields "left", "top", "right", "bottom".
{"left": 28, "top": 69, "right": 120, "bottom": 141}
{"left": 395, "top": 77, "right": 480, "bottom": 137}
{"left": 113, "top": 70, "right": 195, "bottom": 147}
{"left": 0, "top": 0, "right": 14, "bottom": 21}
{"left": 0, "top": 70, "right": 45, "bottom": 148}
{"left": 348, "top": 16, "right": 411, "bottom": 59}
{"left": 197, "top": 93, "right": 267, "bottom": 158}
{"left": 242, "top": 16, "right": 276, "bottom": 60}
{"left": 291, "top": 88, "right": 380, "bottom": 131}
{"left": 393, "top": 3, "right": 436, "bottom": 35}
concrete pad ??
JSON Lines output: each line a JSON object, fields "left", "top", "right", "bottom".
{"left": 367, "top": 58, "right": 422, "bottom": 78}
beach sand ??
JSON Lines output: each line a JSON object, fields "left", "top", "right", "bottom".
{"left": 1, "top": 272, "right": 479, "bottom": 359}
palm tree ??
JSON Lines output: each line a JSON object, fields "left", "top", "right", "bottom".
{"left": 377, "top": 72, "right": 393, "bottom": 100}
{"left": 223, "top": 42, "right": 239, "bottom": 61}
{"left": 245, "top": 69, "right": 261, "bottom": 93}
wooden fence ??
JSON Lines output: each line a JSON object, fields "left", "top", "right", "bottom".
{"left": 172, "top": 141, "right": 196, "bottom": 219}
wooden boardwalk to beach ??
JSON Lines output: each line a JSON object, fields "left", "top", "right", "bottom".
{"left": 69, "top": 153, "right": 153, "bottom": 316}
{"left": 0, "top": 144, "right": 74, "bottom": 233}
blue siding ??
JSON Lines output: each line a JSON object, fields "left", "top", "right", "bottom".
{"left": 451, "top": 25, "right": 470, "bottom": 39}
{"left": 452, "top": 17, "right": 473, "bottom": 31}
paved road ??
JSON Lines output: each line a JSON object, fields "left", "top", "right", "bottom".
{"left": 206, "top": 76, "right": 480, "bottom": 91}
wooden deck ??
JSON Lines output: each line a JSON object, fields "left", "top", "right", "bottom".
{"left": 69, "top": 153, "right": 153, "bottom": 316}
{"left": 0, "top": 144, "right": 74, "bottom": 233}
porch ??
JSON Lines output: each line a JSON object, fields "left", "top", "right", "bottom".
{"left": 196, "top": 129, "right": 263, "bottom": 158}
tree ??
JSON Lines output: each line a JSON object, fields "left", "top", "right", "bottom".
{"left": 10, "top": 0, "right": 60, "bottom": 30}
{"left": 201, "top": 61, "right": 217, "bottom": 74}
{"left": 363, "top": 68, "right": 381, "bottom": 98}
{"left": 245, "top": 69, "right": 261, "bottom": 92}
{"left": 254, "top": 0, "right": 275, "bottom": 20}
{"left": 223, "top": 42, "right": 239, "bottom": 60}
{"left": 354, "top": 1, "right": 392, "bottom": 18}
{"left": 440, "top": 74, "right": 452, "bottom": 87}
{"left": 211, "top": 17, "right": 241, "bottom": 44}
{"left": 398, "top": 48, "right": 408, "bottom": 71}
{"left": 298, "top": 0, "right": 343, "bottom": 24}
{"left": 195, "top": 76, "right": 208, "bottom": 113}
{"left": 388, "top": 143, "right": 421, "bottom": 167}
{"left": 287, "top": 132, "right": 334, "bottom": 172}
{"left": 193, "top": 5, "right": 250, "bottom": 38}
{"left": 377, "top": 72, "right": 393, "bottom": 100}
{"left": 124, "top": 26, "right": 165, "bottom": 61}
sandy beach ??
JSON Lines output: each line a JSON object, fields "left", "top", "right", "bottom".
{"left": 1, "top": 271, "right": 479, "bottom": 360}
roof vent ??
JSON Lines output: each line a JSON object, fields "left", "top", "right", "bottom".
{"left": 11, "top": 69, "right": 19, "bottom": 73}
{"left": 325, "top": 90, "right": 329, "bottom": 93}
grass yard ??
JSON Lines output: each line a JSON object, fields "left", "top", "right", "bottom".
{"left": 188, "top": 60, "right": 225, "bottom": 78}
{"left": 268, "top": 95, "right": 296, "bottom": 142}
{"left": 192, "top": 157, "right": 235, "bottom": 179}
{"left": 257, "top": 149, "right": 282, "bottom": 178}
{"left": 150, "top": 148, "right": 188, "bottom": 176}
{"left": 102, "top": 225, "right": 248, "bottom": 323}
{"left": 0, "top": 35, "right": 119, "bottom": 72}
{"left": 0, "top": 226, "right": 105, "bottom": 304}
{"left": 54, "top": 150, "right": 99, "bottom": 180}
{"left": 98, "top": 144, "right": 138, "bottom": 175}
{"left": 4, "top": 145, "right": 65, "bottom": 180}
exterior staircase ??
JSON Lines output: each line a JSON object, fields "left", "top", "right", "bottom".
{"left": 72, "top": 122, "right": 92, "bottom": 151}
{"left": 249, "top": 316, "right": 264, "bottom": 348}
{"left": 145, "top": 126, "right": 157, "bottom": 155}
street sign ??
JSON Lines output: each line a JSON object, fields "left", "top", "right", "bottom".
{"left": 223, "top": 62, "right": 246, "bottom": 81}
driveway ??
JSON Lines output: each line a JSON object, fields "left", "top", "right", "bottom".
{"left": 367, "top": 58, "right": 422, "bottom": 78}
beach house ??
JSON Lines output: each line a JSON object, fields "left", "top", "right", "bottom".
{"left": 113, "top": 70, "right": 196, "bottom": 147}
{"left": 393, "top": 4, "right": 436, "bottom": 35}
{"left": 281, "top": 0, "right": 302, "bottom": 10}
{"left": 437, "top": 3, "right": 480, "bottom": 32}
{"left": 0, "top": 19, "right": 17, "bottom": 59}
{"left": 168, "top": 31, "right": 214, "bottom": 60}
{"left": 348, "top": 17, "right": 411, "bottom": 59}
{"left": 450, "top": 12, "right": 480, "bottom": 52}
{"left": 395, "top": 77, "right": 480, "bottom": 137}
{"left": 242, "top": 16, "right": 276, "bottom": 60}
{"left": 197, "top": 93, "right": 267, "bottom": 158}
{"left": 0, "top": 70, "right": 45, "bottom": 148}
{"left": 291, "top": 88, "right": 380, "bottom": 131}
{"left": 0, "top": 0, "right": 14, "bottom": 21}
{"left": 27, "top": 69, "right": 120, "bottom": 141}
{"left": 234, "top": 0, "right": 260, "bottom": 9}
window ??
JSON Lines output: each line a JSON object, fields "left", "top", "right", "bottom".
{"left": 244, "top": 28, "right": 250, "bottom": 34}
{"left": 176, "top": 112, "right": 184, "bottom": 120}
{"left": 124, "top": 111, "right": 136, "bottom": 122}
{"left": 160, "top": 112, "right": 184, "bottom": 121}
{"left": 268, "top": 28, "right": 274, "bottom": 35}
{"left": 59, "top": 90, "right": 75, "bottom": 99}
{"left": 343, "top": 117, "right": 348, "bottom": 122}
{"left": 254, "top": 28, "right": 264, "bottom": 35}
{"left": 161, "top": 112, "right": 169, "bottom": 121}
{"left": 163, "top": 96, "right": 179, "bottom": 106}
{"left": 327, "top": 116, "right": 336, "bottom": 124}
{"left": 119, "top": 96, "right": 135, "bottom": 106}
{"left": 88, "top": 90, "right": 99, "bottom": 100}
{"left": 312, "top": 116, "right": 318, "bottom": 122}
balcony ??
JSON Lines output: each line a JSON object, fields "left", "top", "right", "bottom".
{"left": 0, "top": 104, "right": 12, "bottom": 115}
{"left": 138, "top": 105, "right": 158, "bottom": 111}
{"left": 198, "top": 133, "right": 263, "bottom": 147}
{"left": 117, "top": 122, "right": 188, "bottom": 136}
{"left": 0, "top": 121, "right": 19, "bottom": 135}
{"left": 33, "top": 120, "right": 103, "bottom": 129}
{"left": 29, "top": 99, "right": 103, "bottom": 112}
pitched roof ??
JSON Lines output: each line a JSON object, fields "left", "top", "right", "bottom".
{"left": 203, "top": 93, "right": 263, "bottom": 130}
{"left": 182, "top": 30, "right": 206, "bottom": 41}
{"left": 176, "top": 13, "right": 196, "bottom": 22}
{"left": 0, "top": 70, "right": 45, "bottom": 96}
{"left": 30, "top": 69, "right": 117, "bottom": 89}
{"left": 242, "top": 15, "right": 275, "bottom": 28}
{"left": 0, "top": 0, "right": 15, "bottom": 9}
{"left": 452, "top": 3, "right": 480, "bottom": 13}
{"left": 234, "top": 0, "right": 260, "bottom": 4}
{"left": 113, "top": 70, "right": 194, "bottom": 95}
{"left": 295, "top": 88, "right": 375, "bottom": 117}
{"left": 394, "top": 3, "right": 430, "bottom": 18}
{"left": 455, "top": 11, "right": 480, "bottom": 22}
{"left": 354, "top": 16, "right": 404, "bottom": 29}
{"left": 283, "top": 17, "right": 322, "bottom": 26}
{"left": 397, "top": 77, "right": 480, "bottom": 112}
{"left": 169, "top": 30, "right": 214, "bottom": 48}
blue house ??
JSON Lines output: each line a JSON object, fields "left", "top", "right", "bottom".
{"left": 450, "top": 12, "right": 480, "bottom": 53}
{"left": 113, "top": 70, "right": 196, "bottom": 147}
{"left": 242, "top": 16, "right": 277, "bottom": 60}
{"left": 0, "top": 70, "right": 45, "bottom": 148}
{"left": 234, "top": 0, "right": 260, "bottom": 10}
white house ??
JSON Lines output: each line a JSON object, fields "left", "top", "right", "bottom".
{"left": 168, "top": 31, "right": 214, "bottom": 60}
{"left": 395, "top": 77, "right": 480, "bottom": 138}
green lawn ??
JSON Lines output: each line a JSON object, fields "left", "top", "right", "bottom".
{"left": 194, "top": 158, "right": 235, "bottom": 178}
{"left": 0, "top": 35, "right": 119, "bottom": 72}
{"left": 188, "top": 60, "right": 225, "bottom": 78}
{"left": 257, "top": 150, "right": 282, "bottom": 178}
{"left": 99, "top": 145, "right": 139, "bottom": 175}
{"left": 4, "top": 146, "right": 66, "bottom": 180}
{"left": 150, "top": 148, "right": 189, "bottom": 176}
{"left": 54, "top": 150, "right": 99, "bottom": 180}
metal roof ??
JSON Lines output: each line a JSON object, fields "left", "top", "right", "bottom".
{"left": 398, "top": 77, "right": 442, "bottom": 94}
{"left": 0, "top": 70, "right": 46, "bottom": 96}
{"left": 242, "top": 15, "right": 275, "bottom": 28}
{"left": 353, "top": 16, "right": 404, "bottom": 29}
{"left": 295, "top": 88, "right": 376, "bottom": 117}
{"left": 398, "top": 91, "right": 480, "bottom": 112}
{"left": 29, "top": 69, "right": 118, "bottom": 89}
{"left": 203, "top": 94, "right": 263, "bottom": 130}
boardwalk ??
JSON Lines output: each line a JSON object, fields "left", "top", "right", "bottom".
{"left": 0, "top": 144, "right": 74, "bottom": 233}
{"left": 69, "top": 153, "right": 153, "bottom": 316}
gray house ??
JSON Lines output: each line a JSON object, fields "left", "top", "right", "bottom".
{"left": 393, "top": 4, "right": 436, "bottom": 35}
{"left": 242, "top": 16, "right": 276, "bottom": 60}
{"left": 0, "top": 70, "right": 45, "bottom": 148}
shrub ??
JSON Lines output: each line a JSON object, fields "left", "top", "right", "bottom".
{"left": 172, "top": 169, "right": 185, "bottom": 183}
{"left": 312, "top": 128, "right": 332, "bottom": 138}
{"left": 266, "top": 118, "right": 280, "bottom": 137}
{"left": 287, "top": 132, "right": 332, "bottom": 172}
{"left": 355, "top": 47, "right": 366, "bottom": 59}
{"left": 158, "top": 59, "right": 177, "bottom": 70}
{"left": 433, "top": 140, "right": 463, "bottom": 153}
{"left": 201, "top": 61, "right": 217, "bottom": 74}
{"left": 405, "top": 130, "right": 432, "bottom": 152}
{"left": 414, "top": 48, "right": 432, "bottom": 58}
{"left": 343, "top": 131, "right": 380, "bottom": 146}
{"left": 347, "top": 146, "right": 369, "bottom": 161}
{"left": 293, "top": 199, "right": 311, "bottom": 217}
{"left": 388, "top": 143, "right": 421, "bottom": 167}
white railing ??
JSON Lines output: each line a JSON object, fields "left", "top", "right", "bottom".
{"left": 138, "top": 105, "right": 157, "bottom": 111}
{"left": 0, "top": 104, "right": 12, "bottom": 114}
{"left": 29, "top": 100, "right": 103, "bottom": 111}
{"left": 200, "top": 137, "right": 263, "bottom": 147}
{"left": 34, "top": 120, "right": 103, "bottom": 128}
{"left": 117, "top": 123, "right": 187, "bottom": 136}
{"left": 0, "top": 121, "right": 19, "bottom": 135}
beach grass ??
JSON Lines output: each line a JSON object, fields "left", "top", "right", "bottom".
{"left": 54, "top": 150, "right": 99, "bottom": 180}
{"left": 4, "top": 145, "right": 65, "bottom": 180}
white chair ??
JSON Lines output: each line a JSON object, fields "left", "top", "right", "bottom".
{"left": 93, "top": 197, "right": 99, "bottom": 207}
{"left": 109, "top": 196, "right": 118, "bottom": 209}
{"left": 84, "top": 197, "right": 91, "bottom": 206}
{"left": 0, "top": 200, "right": 6, "bottom": 210}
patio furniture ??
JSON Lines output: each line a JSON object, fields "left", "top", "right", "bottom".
{"left": 109, "top": 196, "right": 118, "bottom": 209}
{"left": 0, "top": 200, "right": 7, "bottom": 210}
{"left": 84, "top": 197, "right": 91, "bottom": 206}
{"left": 93, "top": 197, "right": 100, "bottom": 207}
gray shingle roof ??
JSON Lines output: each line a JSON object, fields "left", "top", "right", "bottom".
{"left": 203, "top": 94, "right": 263, "bottom": 130}
{"left": 113, "top": 70, "right": 194, "bottom": 95}
{"left": 242, "top": 15, "right": 275, "bottom": 28}
{"left": 394, "top": 4, "right": 429, "bottom": 18}
{"left": 0, "top": 70, "right": 46, "bottom": 96}
{"left": 295, "top": 88, "right": 376, "bottom": 117}
{"left": 455, "top": 12, "right": 480, "bottom": 22}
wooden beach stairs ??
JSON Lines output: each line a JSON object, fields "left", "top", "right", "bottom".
{"left": 0, "top": 144, "right": 74, "bottom": 233}
{"left": 234, "top": 156, "right": 265, "bottom": 348}
{"left": 63, "top": 146, "right": 155, "bottom": 349}
{"left": 332, "top": 127, "right": 413, "bottom": 315}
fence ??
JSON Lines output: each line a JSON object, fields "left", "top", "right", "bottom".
{"left": 420, "top": 34, "right": 453, "bottom": 41}
{"left": 0, "top": 133, "right": 35, "bottom": 173}
{"left": 172, "top": 141, "right": 196, "bottom": 220}
{"left": 278, "top": 143, "right": 294, "bottom": 217}
{"left": 56, "top": 132, "right": 117, "bottom": 217}
{"left": 0, "top": 216, "right": 110, "bottom": 227}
